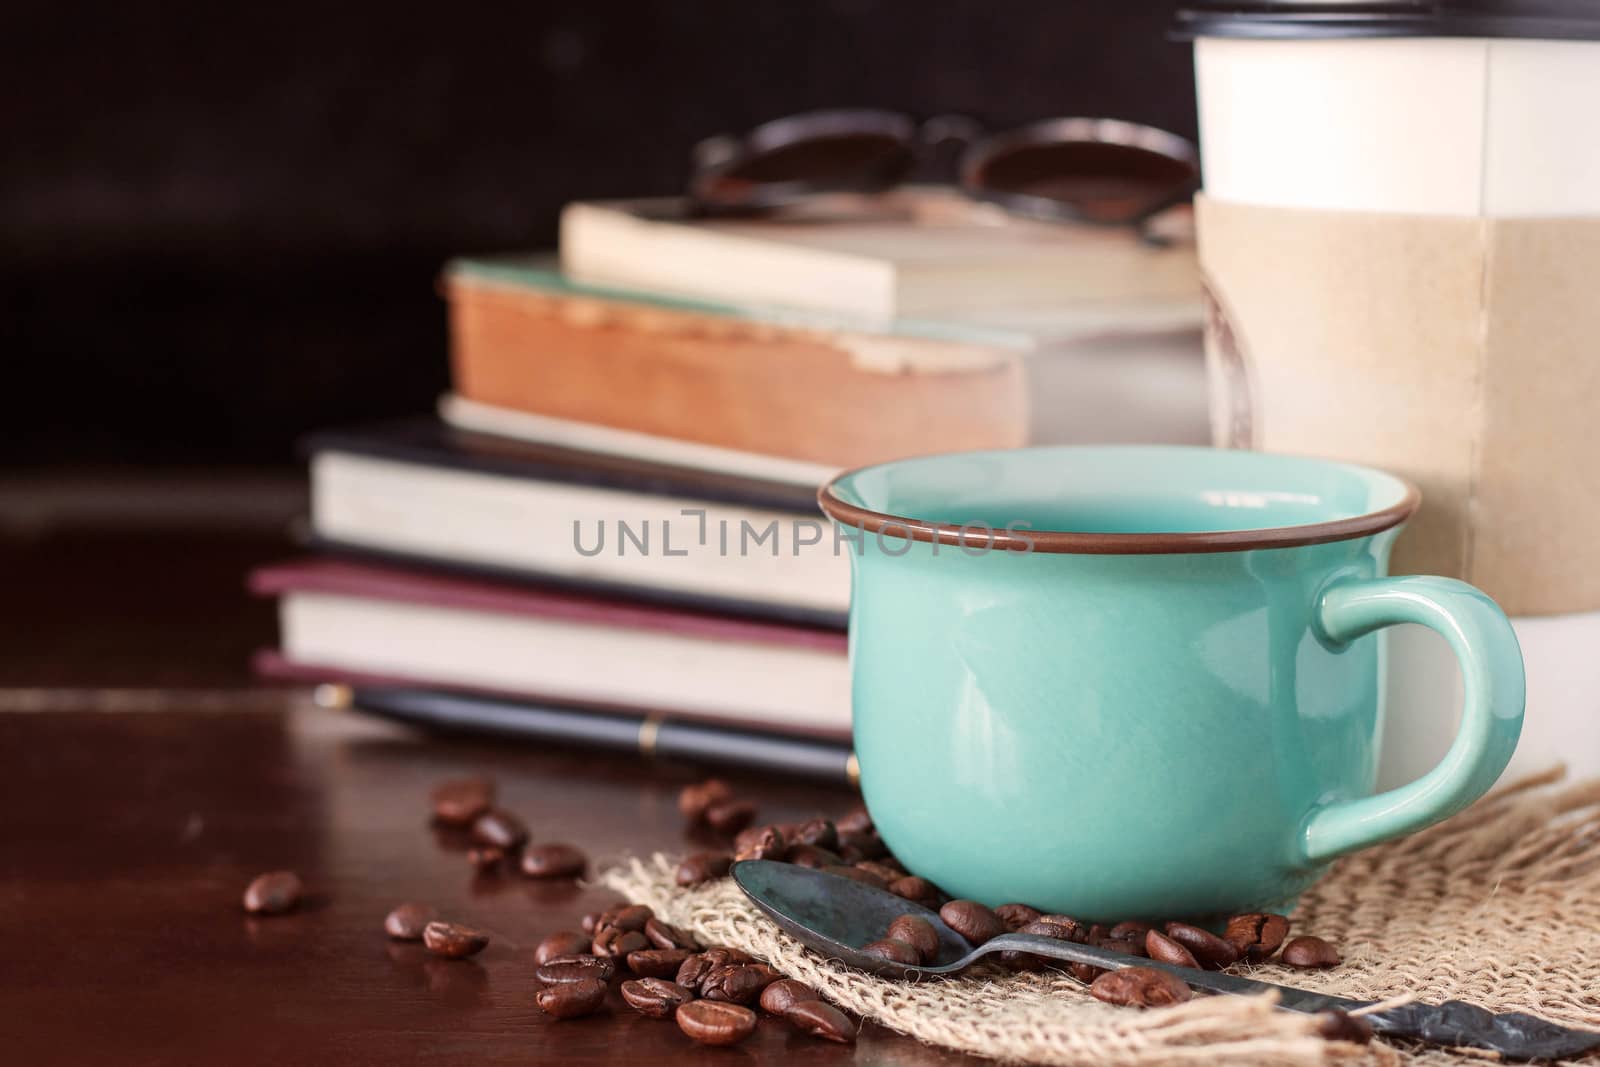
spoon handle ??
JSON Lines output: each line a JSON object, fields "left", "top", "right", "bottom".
{"left": 979, "top": 934, "right": 1600, "bottom": 1061}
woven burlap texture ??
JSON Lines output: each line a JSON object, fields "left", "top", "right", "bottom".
{"left": 600, "top": 769, "right": 1600, "bottom": 1067}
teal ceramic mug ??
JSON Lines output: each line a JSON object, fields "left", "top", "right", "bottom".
{"left": 819, "top": 446, "right": 1524, "bottom": 921}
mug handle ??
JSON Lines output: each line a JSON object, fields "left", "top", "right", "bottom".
{"left": 1299, "top": 575, "right": 1525, "bottom": 867}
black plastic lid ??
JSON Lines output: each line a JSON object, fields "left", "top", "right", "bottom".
{"left": 1174, "top": 1, "right": 1600, "bottom": 40}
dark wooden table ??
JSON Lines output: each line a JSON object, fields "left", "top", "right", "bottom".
{"left": 0, "top": 516, "right": 978, "bottom": 1065}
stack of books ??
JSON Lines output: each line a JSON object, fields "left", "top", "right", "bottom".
{"left": 251, "top": 188, "right": 1208, "bottom": 777}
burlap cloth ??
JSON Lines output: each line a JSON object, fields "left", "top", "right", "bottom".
{"left": 601, "top": 769, "right": 1600, "bottom": 1066}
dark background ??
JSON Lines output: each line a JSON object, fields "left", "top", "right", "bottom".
{"left": 3, "top": 0, "right": 1196, "bottom": 468}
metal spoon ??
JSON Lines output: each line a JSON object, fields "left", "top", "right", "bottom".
{"left": 732, "top": 860, "right": 1600, "bottom": 1061}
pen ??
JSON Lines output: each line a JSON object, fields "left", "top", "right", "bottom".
{"left": 314, "top": 683, "right": 859, "bottom": 788}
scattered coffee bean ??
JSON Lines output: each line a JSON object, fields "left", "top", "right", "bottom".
{"left": 676, "top": 999, "right": 757, "bottom": 1046}
{"left": 1095, "top": 934, "right": 1148, "bottom": 959}
{"left": 644, "top": 917, "right": 700, "bottom": 951}
{"left": 678, "top": 778, "right": 734, "bottom": 823}
{"left": 999, "top": 918, "right": 1081, "bottom": 968}
{"left": 596, "top": 903, "right": 653, "bottom": 932}
{"left": 995, "top": 903, "right": 1042, "bottom": 932}
{"left": 1164, "top": 922, "right": 1241, "bottom": 970}
{"left": 537, "top": 976, "right": 607, "bottom": 1019}
{"left": 470, "top": 808, "right": 528, "bottom": 849}
{"left": 536, "top": 954, "right": 616, "bottom": 984}
{"left": 1033, "top": 915, "right": 1088, "bottom": 943}
{"left": 384, "top": 902, "right": 438, "bottom": 940}
{"left": 837, "top": 828, "right": 887, "bottom": 860}
{"left": 1281, "top": 935, "right": 1341, "bottom": 969}
{"left": 593, "top": 927, "right": 650, "bottom": 958}
{"left": 887, "top": 914, "right": 940, "bottom": 963}
{"left": 887, "top": 875, "right": 940, "bottom": 906}
{"left": 242, "top": 870, "right": 303, "bottom": 915}
{"left": 1109, "top": 920, "right": 1154, "bottom": 942}
{"left": 580, "top": 910, "right": 604, "bottom": 934}
{"left": 704, "top": 799, "right": 757, "bottom": 836}
{"left": 422, "top": 920, "right": 489, "bottom": 959}
{"left": 467, "top": 846, "right": 505, "bottom": 872}
{"left": 760, "top": 978, "right": 819, "bottom": 1016}
{"left": 835, "top": 806, "right": 873, "bottom": 834}
{"left": 620, "top": 978, "right": 694, "bottom": 1019}
{"left": 791, "top": 817, "right": 838, "bottom": 850}
{"left": 521, "top": 843, "right": 587, "bottom": 879}
{"left": 1145, "top": 928, "right": 1201, "bottom": 969}
{"left": 854, "top": 860, "right": 902, "bottom": 884}
{"left": 1224, "top": 912, "right": 1292, "bottom": 962}
{"left": 535, "top": 930, "right": 592, "bottom": 965}
{"left": 700, "top": 962, "right": 775, "bottom": 1004}
{"left": 734, "top": 825, "right": 786, "bottom": 862}
{"left": 1316, "top": 1010, "right": 1375, "bottom": 1044}
{"left": 1088, "top": 923, "right": 1110, "bottom": 942}
{"left": 676, "top": 951, "right": 728, "bottom": 992}
{"left": 430, "top": 776, "right": 495, "bottom": 826}
{"left": 939, "top": 900, "right": 1006, "bottom": 945}
{"left": 1090, "top": 966, "right": 1194, "bottom": 1008}
{"left": 786, "top": 844, "right": 843, "bottom": 868}
{"left": 861, "top": 938, "right": 922, "bottom": 966}
{"left": 626, "top": 948, "right": 696, "bottom": 978}
{"left": 820, "top": 863, "right": 888, "bottom": 888}
{"left": 675, "top": 851, "right": 732, "bottom": 887}
{"left": 1068, "top": 961, "right": 1104, "bottom": 983}
{"left": 785, "top": 1000, "right": 856, "bottom": 1043}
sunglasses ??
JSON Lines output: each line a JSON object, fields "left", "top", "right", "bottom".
{"left": 688, "top": 109, "right": 1200, "bottom": 229}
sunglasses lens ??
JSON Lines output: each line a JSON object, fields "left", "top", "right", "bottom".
{"left": 971, "top": 140, "right": 1197, "bottom": 223}
{"left": 694, "top": 133, "right": 915, "bottom": 209}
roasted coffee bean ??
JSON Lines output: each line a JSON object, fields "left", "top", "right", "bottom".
{"left": 430, "top": 776, "right": 495, "bottom": 826}
{"left": 534, "top": 930, "right": 592, "bottom": 965}
{"left": 854, "top": 860, "right": 902, "bottom": 884}
{"left": 469, "top": 808, "right": 528, "bottom": 849}
{"left": 621, "top": 978, "right": 695, "bottom": 1019}
{"left": 580, "top": 910, "right": 604, "bottom": 934}
{"left": 536, "top": 954, "right": 616, "bottom": 984}
{"left": 1281, "top": 935, "right": 1341, "bottom": 969}
{"left": 820, "top": 864, "right": 889, "bottom": 889}
{"left": 1163, "top": 922, "right": 1240, "bottom": 969}
{"left": 887, "top": 915, "right": 941, "bottom": 963}
{"left": 1145, "top": 929, "right": 1201, "bottom": 969}
{"left": 422, "top": 920, "right": 489, "bottom": 959}
{"left": 939, "top": 900, "right": 1006, "bottom": 945}
{"left": 537, "top": 976, "right": 607, "bottom": 1019}
{"left": 596, "top": 903, "right": 653, "bottom": 932}
{"left": 1068, "top": 961, "right": 1104, "bottom": 983}
{"left": 700, "top": 963, "right": 775, "bottom": 1004}
{"left": 676, "top": 950, "right": 731, "bottom": 991}
{"left": 760, "top": 978, "right": 819, "bottom": 1016}
{"left": 875, "top": 856, "right": 908, "bottom": 875}
{"left": 786, "top": 844, "right": 843, "bottom": 869}
{"left": 1094, "top": 934, "right": 1148, "bottom": 959}
{"left": 593, "top": 927, "right": 650, "bottom": 958}
{"left": 1316, "top": 1010, "right": 1375, "bottom": 1044}
{"left": 467, "top": 846, "right": 505, "bottom": 872}
{"left": 675, "top": 851, "right": 732, "bottom": 887}
{"left": 734, "top": 825, "right": 786, "bottom": 862}
{"left": 836, "top": 828, "right": 887, "bottom": 860}
{"left": 1034, "top": 915, "right": 1089, "bottom": 943}
{"left": 676, "top": 1000, "right": 757, "bottom": 1046}
{"left": 861, "top": 938, "right": 922, "bottom": 966}
{"left": 704, "top": 799, "right": 757, "bottom": 836}
{"left": 242, "top": 871, "right": 303, "bottom": 915}
{"left": 836, "top": 805, "right": 873, "bottom": 835}
{"left": 520, "top": 843, "right": 587, "bottom": 879}
{"left": 785, "top": 1000, "right": 856, "bottom": 1043}
{"left": 886, "top": 876, "right": 940, "bottom": 906}
{"left": 1088, "top": 923, "right": 1110, "bottom": 942}
{"left": 791, "top": 817, "right": 838, "bottom": 851}
{"left": 1090, "top": 966, "right": 1194, "bottom": 1007}
{"left": 1223, "top": 912, "right": 1292, "bottom": 962}
{"left": 678, "top": 778, "right": 734, "bottom": 823}
{"left": 384, "top": 902, "right": 438, "bottom": 940}
{"left": 1109, "top": 920, "right": 1154, "bottom": 942}
{"left": 643, "top": 917, "right": 699, "bottom": 951}
{"left": 995, "top": 903, "right": 1042, "bottom": 932}
{"left": 626, "top": 948, "right": 696, "bottom": 978}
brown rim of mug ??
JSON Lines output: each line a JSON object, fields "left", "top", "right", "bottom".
{"left": 815, "top": 471, "right": 1421, "bottom": 556}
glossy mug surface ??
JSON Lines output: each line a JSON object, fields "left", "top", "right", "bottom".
{"left": 819, "top": 446, "right": 1524, "bottom": 920}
